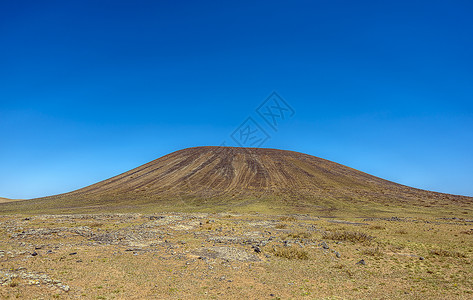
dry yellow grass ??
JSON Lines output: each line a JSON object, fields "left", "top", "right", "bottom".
{"left": 322, "top": 230, "right": 374, "bottom": 243}
{"left": 429, "top": 249, "right": 467, "bottom": 258}
{"left": 268, "top": 246, "right": 310, "bottom": 260}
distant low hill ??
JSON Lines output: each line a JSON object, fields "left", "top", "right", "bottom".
{"left": 1, "top": 147, "right": 471, "bottom": 215}
{"left": 0, "top": 197, "right": 23, "bottom": 203}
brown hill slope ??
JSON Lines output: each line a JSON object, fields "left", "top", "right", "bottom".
{"left": 1, "top": 147, "right": 472, "bottom": 214}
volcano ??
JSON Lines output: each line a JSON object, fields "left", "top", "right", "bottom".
{"left": 2, "top": 147, "right": 471, "bottom": 214}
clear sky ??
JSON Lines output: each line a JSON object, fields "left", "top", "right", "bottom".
{"left": 1, "top": 0, "right": 472, "bottom": 199}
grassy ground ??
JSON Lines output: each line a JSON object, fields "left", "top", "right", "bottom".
{"left": 2, "top": 193, "right": 472, "bottom": 219}
{"left": 0, "top": 210, "right": 471, "bottom": 299}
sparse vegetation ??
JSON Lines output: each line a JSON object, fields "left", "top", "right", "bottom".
{"left": 0, "top": 211, "right": 471, "bottom": 299}
{"left": 322, "top": 230, "right": 374, "bottom": 243}
{"left": 9, "top": 278, "right": 19, "bottom": 287}
{"left": 361, "top": 247, "right": 384, "bottom": 256}
{"left": 286, "top": 231, "right": 312, "bottom": 240}
{"left": 269, "top": 246, "right": 310, "bottom": 260}
{"left": 275, "top": 223, "right": 287, "bottom": 229}
{"left": 279, "top": 216, "right": 297, "bottom": 222}
{"left": 429, "top": 249, "right": 467, "bottom": 258}
{"left": 369, "top": 225, "right": 385, "bottom": 230}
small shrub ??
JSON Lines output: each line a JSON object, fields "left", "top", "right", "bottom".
{"left": 322, "top": 231, "right": 374, "bottom": 243}
{"left": 9, "top": 279, "right": 19, "bottom": 287}
{"left": 331, "top": 264, "right": 354, "bottom": 277}
{"left": 361, "top": 247, "right": 383, "bottom": 256}
{"left": 280, "top": 216, "right": 297, "bottom": 222}
{"left": 429, "top": 249, "right": 467, "bottom": 258}
{"left": 369, "top": 225, "right": 385, "bottom": 230}
{"left": 287, "top": 231, "right": 312, "bottom": 239}
{"left": 275, "top": 223, "right": 287, "bottom": 229}
{"left": 269, "top": 246, "right": 309, "bottom": 260}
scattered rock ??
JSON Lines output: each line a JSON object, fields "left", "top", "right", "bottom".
{"left": 356, "top": 259, "right": 366, "bottom": 265}
{"left": 195, "top": 247, "right": 260, "bottom": 262}
{"left": 320, "top": 241, "right": 329, "bottom": 249}
{"left": 0, "top": 269, "right": 67, "bottom": 291}
{"left": 61, "top": 284, "right": 70, "bottom": 292}
{"left": 328, "top": 220, "right": 368, "bottom": 226}
{"left": 252, "top": 245, "right": 262, "bottom": 253}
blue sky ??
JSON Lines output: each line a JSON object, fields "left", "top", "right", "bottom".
{"left": 1, "top": 0, "right": 472, "bottom": 199}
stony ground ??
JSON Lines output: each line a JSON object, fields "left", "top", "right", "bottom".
{"left": 0, "top": 213, "right": 472, "bottom": 299}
